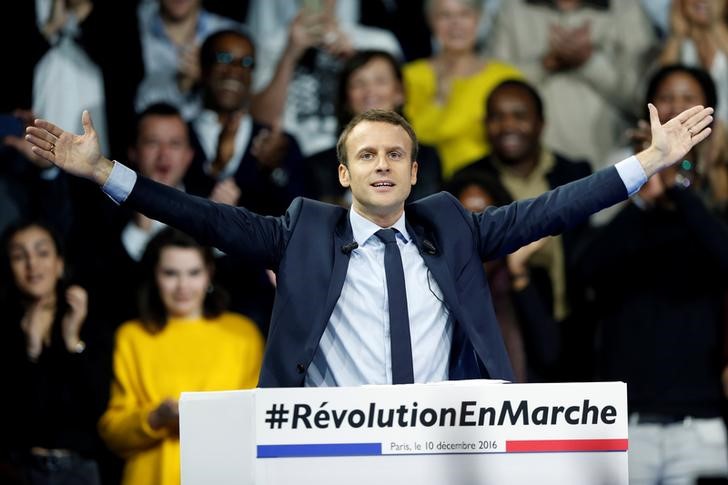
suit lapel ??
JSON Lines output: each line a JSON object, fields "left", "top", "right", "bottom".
{"left": 406, "top": 222, "right": 460, "bottom": 314}
{"left": 319, "top": 212, "right": 354, "bottom": 332}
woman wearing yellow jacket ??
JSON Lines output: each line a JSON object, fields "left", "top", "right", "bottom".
{"left": 98, "top": 229, "right": 264, "bottom": 485}
{"left": 404, "top": 0, "right": 522, "bottom": 179}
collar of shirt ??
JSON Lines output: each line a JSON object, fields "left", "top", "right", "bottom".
{"left": 349, "top": 208, "right": 410, "bottom": 247}
{"left": 193, "top": 110, "right": 253, "bottom": 179}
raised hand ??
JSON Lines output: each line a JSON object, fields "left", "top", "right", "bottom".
{"left": 637, "top": 103, "right": 713, "bottom": 177}
{"left": 25, "top": 111, "right": 114, "bottom": 185}
{"left": 61, "top": 285, "right": 88, "bottom": 353}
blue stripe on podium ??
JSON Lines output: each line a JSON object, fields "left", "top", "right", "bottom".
{"left": 257, "top": 442, "right": 382, "bottom": 458}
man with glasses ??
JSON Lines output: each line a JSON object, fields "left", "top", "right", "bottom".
{"left": 184, "top": 29, "right": 305, "bottom": 216}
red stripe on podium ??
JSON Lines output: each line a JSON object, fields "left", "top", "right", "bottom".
{"left": 506, "top": 439, "right": 628, "bottom": 453}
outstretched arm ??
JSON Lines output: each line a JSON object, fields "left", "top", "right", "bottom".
{"left": 474, "top": 103, "right": 714, "bottom": 260}
{"left": 25, "top": 111, "right": 291, "bottom": 268}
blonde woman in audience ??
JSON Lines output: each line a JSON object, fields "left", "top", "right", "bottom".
{"left": 98, "top": 228, "right": 264, "bottom": 485}
{"left": 403, "top": 0, "right": 522, "bottom": 179}
{"left": 660, "top": 0, "right": 728, "bottom": 124}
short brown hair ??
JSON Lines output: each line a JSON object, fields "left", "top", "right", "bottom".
{"left": 336, "top": 109, "right": 419, "bottom": 166}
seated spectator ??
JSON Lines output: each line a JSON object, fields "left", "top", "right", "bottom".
{"left": 185, "top": 29, "right": 305, "bottom": 216}
{"left": 598, "top": 64, "right": 728, "bottom": 225}
{"left": 306, "top": 50, "right": 442, "bottom": 205}
{"left": 135, "top": 0, "right": 242, "bottom": 119}
{"left": 0, "top": 220, "right": 108, "bottom": 485}
{"left": 403, "top": 0, "right": 522, "bottom": 179}
{"left": 98, "top": 228, "right": 264, "bottom": 485}
{"left": 574, "top": 139, "right": 728, "bottom": 485}
{"left": 488, "top": 0, "right": 656, "bottom": 169}
{"left": 453, "top": 79, "right": 592, "bottom": 380}
{"left": 573, "top": 60, "right": 728, "bottom": 484}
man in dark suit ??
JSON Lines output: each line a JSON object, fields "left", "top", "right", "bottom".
{"left": 184, "top": 29, "right": 305, "bottom": 216}
{"left": 25, "top": 104, "right": 713, "bottom": 388}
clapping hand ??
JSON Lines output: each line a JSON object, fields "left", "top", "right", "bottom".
{"left": 61, "top": 285, "right": 88, "bottom": 353}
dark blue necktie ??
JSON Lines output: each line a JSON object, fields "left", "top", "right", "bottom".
{"left": 375, "top": 228, "right": 415, "bottom": 384}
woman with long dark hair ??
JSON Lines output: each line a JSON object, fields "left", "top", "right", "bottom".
{"left": 97, "top": 228, "right": 264, "bottom": 485}
{"left": 0, "top": 220, "right": 104, "bottom": 485}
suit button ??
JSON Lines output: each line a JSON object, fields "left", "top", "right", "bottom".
{"left": 296, "top": 363, "right": 306, "bottom": 374}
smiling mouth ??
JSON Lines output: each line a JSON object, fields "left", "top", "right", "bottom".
{"left": 372, "top": 182, "right": 395, "bottom": 189}
{"left": 215, "top": 79, "right": 246, "bottom": 93}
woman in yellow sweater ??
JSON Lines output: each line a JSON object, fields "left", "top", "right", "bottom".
{"left": 403, "top": 0, "right": 522, "bottom": 179}
{"left": 98, "top": 229, "right": 264, "bottom": 485}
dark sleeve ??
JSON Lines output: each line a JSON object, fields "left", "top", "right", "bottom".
{"left": 475, "top": 167, "right": 628, "bottom": 261}
{"left": 125, "top": 175, "right": 295, "bottom": 269}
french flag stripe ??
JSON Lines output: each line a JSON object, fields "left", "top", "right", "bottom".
{"left": 506, "top": 439, "right": 628, "bottom": 453}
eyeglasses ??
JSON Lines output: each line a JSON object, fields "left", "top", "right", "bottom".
{"left": 214, "top": 52, "right": 255, "bottom": 69}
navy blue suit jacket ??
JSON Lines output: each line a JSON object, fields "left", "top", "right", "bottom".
{"left": 125, "top": 165, "right": 628, "bottom": 387}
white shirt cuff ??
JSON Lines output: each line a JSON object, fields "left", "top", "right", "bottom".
{"left": 614, "top": 156, "right": 647, "bottom": 197}
{"left": 39, "top": 166, "right": 60, "bottom": 180}
{"left": 102, "top": 161, "right": 137, "bottom": 204}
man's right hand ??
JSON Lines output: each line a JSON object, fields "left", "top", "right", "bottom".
{"left": 25, "top": 111, "right": 114, "bottom": 186}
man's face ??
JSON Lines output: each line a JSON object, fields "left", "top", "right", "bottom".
{"left": 203, "top": 34, "right": 255, "bottom": 113}
{"left": 130, "top": 114, "right": 194, "bottom": 187}
{"left": 486, "top": 86, "right": 543, "bottom": 165}
{"left": 338, "top": 121, "right": 418, "bottom": 222}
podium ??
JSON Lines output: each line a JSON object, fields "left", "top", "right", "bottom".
{"left": 180, "top": 380, "right": 628, "bottom": 484}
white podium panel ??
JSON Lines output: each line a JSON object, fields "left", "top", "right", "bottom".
{"left": 180, "top": 381, "right": 628, "bottom": 484}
